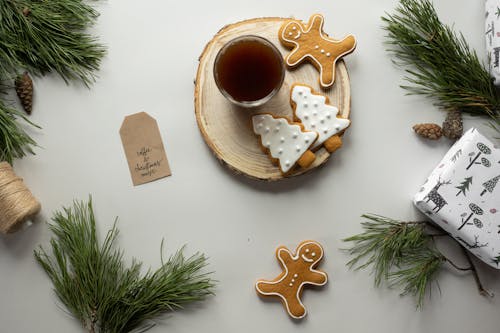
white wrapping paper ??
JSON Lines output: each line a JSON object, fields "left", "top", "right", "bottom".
{"left": 486, "top": 0, "right": 500, "bottom": 85}
{"left": 414, "top": 128, "right": 500, "bottom": 268}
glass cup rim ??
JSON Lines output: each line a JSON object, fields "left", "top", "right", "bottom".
{"left": 213, "top": 35, "right": 285, "bottom": 108}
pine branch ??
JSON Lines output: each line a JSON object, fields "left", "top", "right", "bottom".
{"left": 382, "top": 0, "right": 500, "bottom": 134}
{"left": 0, "top": 0, "right": 106, "bottom": 86}
{"left": 0, "top": 98, "right": 39, "bottom": 163}
{"left": 387, "top": 248, "right": 443, "bottom": 308}
{"left": 344, "top": 214, "right": 430, "bottom": 287}
{"left": 35, "top": 198, "right": 215, "bottom": 333}
{"left": 343, "top": 214, "right": 490, "bottom": 308}
{"left": 0, "top": 0, "right": 106, "bottom": 163}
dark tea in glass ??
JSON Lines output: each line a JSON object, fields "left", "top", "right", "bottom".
{"left": 214, "top": 35, "right": 285, "bottom": 107}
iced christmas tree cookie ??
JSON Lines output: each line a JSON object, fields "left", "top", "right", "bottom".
{"left": 279, "top": 14, "right": 356, "bottom": 88}
{"left": 290, "top": 84, "right": 350, "bottom": 153}
{"left": 252, "top": 114, "right": 317, "bottom": 175}
{"left": 255, "top": 240, "right": 328, "bottom": 319}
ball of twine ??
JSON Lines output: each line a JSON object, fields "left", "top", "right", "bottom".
{"left": 0, "top": 162, "right": 41, "bottom": 234}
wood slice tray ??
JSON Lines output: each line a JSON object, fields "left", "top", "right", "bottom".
{"left": 195, "top": 17, "right": 351, "bottom": 181}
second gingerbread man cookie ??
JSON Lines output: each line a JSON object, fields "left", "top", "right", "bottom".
{"left": 279, "top": 14, "right": 356, "bottom": 88}
{"left": 255, "top": 240, "right": 328, "bottom": 319}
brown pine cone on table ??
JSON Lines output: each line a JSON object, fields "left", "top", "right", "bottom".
{"left": 442, "top": 109, "right": 463, "bottom": 140}
{"left": 412, "top": 123, "right": 443, "bottom": 140}
{"left": 15, "top": 72, "right": 33, "bottom": 115}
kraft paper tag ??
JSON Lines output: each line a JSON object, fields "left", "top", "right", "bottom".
{"left": 120, "top": 112, "right": 171, "bottom": 186}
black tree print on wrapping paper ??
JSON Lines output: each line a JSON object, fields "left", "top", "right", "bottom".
{"left": 458, "top": 203, "right": 484, "bottom": 230}
{"left": 457, "top": 235, "right": 488, "bottom": 250}
{"left": 486, "top": 17, "right": 494, "bottom": 41}
{"left": 481, "top": 175, "right": 500, "bottom": 196}
{"left": 466, "top": 143, "right": 492, "bottom": 170}
{"left": 456, "top": 177, "right": 473, "bottom": 197}
{"left": 423, "top": 178, "right": 451, "bottom": 213}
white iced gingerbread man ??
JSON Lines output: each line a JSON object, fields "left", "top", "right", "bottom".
{"left": 279, "top": 14, "right": 356, "bottom": 88}
{"left": 255, "top": 240, "right": 328, "bottom": 319}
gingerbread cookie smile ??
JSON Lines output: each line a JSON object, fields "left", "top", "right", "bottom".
{"left": 255, "top": 240, "right": 328, "bottom": 319}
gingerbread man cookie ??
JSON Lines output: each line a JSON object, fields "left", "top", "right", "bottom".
{"left": 291, "top": 83, "right": 350, "bottom": 153}
{"left": 255, "top": 240, "right": 328, "bottom": 319}
{"left": 279, "top": 14, "right": 356, "bottom": 88}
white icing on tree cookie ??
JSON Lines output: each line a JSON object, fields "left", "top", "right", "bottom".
{"left": 252, "top": 114, "right": 317, "bottom": 173}
{"left": 291, "top": 85, "right": 350, "bottom": 149}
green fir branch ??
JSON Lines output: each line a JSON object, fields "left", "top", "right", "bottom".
{"left": 0, "top": 0, "right": 106, "bottom": 85}
{"left": 344, "top": 214, "right": 441, "bottom": 308}
{"left": 344, "top": 214, "right": 430, "bottom": 287}
{"left": 344, "top": 214, "right": 493, "bottom": 308}
{"left": 35, "top": 198, "right": 215, "bottom": 333}
{"left": 382, "top": 0, "right": 500, "bottom": 133}
{"left": 0, "top": 0, "right": 106, "bottom": 163}
{"left": 387, "top": 249, "right": 443, "bottom": 307}
{"left": 0, "top": 99, "right": 39, "bottom": 163}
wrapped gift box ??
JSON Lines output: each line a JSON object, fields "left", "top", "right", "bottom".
{"left": 486, "top": 0, "right": 500, "bottom": 85}
{"left": 414, "top": 128, "right": 500, "bottom": 268}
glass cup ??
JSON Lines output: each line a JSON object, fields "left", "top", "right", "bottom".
{"left": 213, "top": 35, "right": 285, "bottom": 108}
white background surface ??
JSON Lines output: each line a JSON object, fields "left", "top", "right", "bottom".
{"left": 1, "top": 0, "right": 500, "bottom": 332}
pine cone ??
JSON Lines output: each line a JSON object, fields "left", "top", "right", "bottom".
{"left": 15, "top": 72, "right": 33, "bottom": 115}
{"left": 442, "top": 109, "right": 463, "bottom": 140}
{"left": 413, "top": 123, "right": 443, "bottom": 140}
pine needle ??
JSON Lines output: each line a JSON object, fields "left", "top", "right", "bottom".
{"left": 35, "top": 198, "right": 215, "bottom": 333}
{"left": 382, "top": 0, "right": 500, "bottom": 134}
{"left": 0, "top": 99, "right": 39, "bottom": 163}
{"left": 0, "top": 0, "right": 106, "bottom": 86}
{"left": 343, "top": 214, "right": 444, "bottom": 308}
{"left": 0, "top": 0, "right": 106, "bottom": 163}
{"left": 388, "top": 249, "right": 443, "bottom": 308}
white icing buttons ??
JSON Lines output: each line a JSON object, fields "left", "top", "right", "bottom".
{"left": 294, "top": 273, "right": 298, "bottom": 278}
{"left": 291, "top": 85, "right": 350, "bottom": 149}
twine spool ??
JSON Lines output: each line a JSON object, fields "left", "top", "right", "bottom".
{"left": 0, "top": 162, "right": 41, "bottom": 234}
